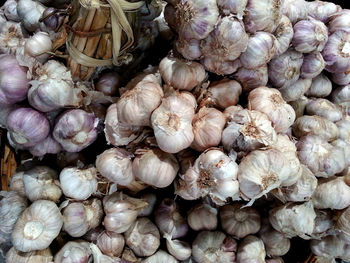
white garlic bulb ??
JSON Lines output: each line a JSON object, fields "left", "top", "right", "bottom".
{"left": 22, "top": 166, "right": 61, "bottom": 203}
{"left": 165, "top": 236, "right": 192, "bottom": 261}
{"left": 290, "top": 96, "right": 308, "bottom": 119}
{"left": 281, "top": 0, "right": 308, "bottom": 24}
{"left": 151, "top": 91, "right": 196, "bottom": 153}
{"left": 16, "top": 0, "right": 45, "bottom": 32}
{"left": 187, "top": 203, "right": 218, "bottom": 231}
{"left": 97, "top": 231, "right": 125, "bottom": 257}
{"left": 206, "top": 79, "right": 242, "bottom": 109}
{"left": 236, "top": 235, "right": 265, "bottom": 263}
{"left": 311, "top": 234, "right": 350, "bottom": 262}
{"left": 12, "top": 200, "right": 63, "bottom": 252}
{"left": 138, "top": 193, "right": 157, "bottom": 217}
{"left": 312, "top": 176, "right": 350, "bottom": 210}
{"left": 8, "top": 171, "right": 25, "bottom": 196}
{"left": 175, "top": 149, "right": 239, "bottom": 205}
{"left": 292, "top": 115, "right": 339, "bottom": 141}
{"left": 332, "top": 71, "right": 350, "bottom": 86}
{"left": 269, "top": 201, "right": 316, "bottom": 239}
{"left": 142, "top": 250, "right": 178, "bottom": 263}
{"left": 63, "top": 199, "right": 103, "bottom": 237}
{"left": 54, "top": 241, "right": 91, "bottom": 263}
{"left": 307, "top": 1, "right": 341, "bottom": 23}
{"left": 175, "top": 37, "right": 202, "bottom": 60}
{"left": 59, "top": 167, "right": 98, "bottom": 200}
{"left": 124, "top": 217, "right": 160, "bottom": 257}
{"left": 132, "top": 148, "right": 179, "bottom": 188}
{"left": 233, "top": 65, "right": 268, "bottom": 93}
{"left": 96, "top": 148, "right": 134, "bottom": 186}
{"left": 217, "top": 0, "right": 247, "bottom": 18}
{"left": 103, "top": 192, "right": 147, "bottom": 233}
{"left": 2, "top": 0, "right": 20, "bottom": 22}
{"left": 300, "top": 52, "right": 325, "bottom": 80}
{"left": 337, "top": 120, "right": 350, "bottom": 143}
{"left": 273, "top": 15, "right": 293, "bottom": 57}
{"left": 200, "top": 57, "right": 241, "bottom": 76}
{"left": 24, "top": 31, "right": 52, "bottom": 61}
{"left": 313, "top": 210, "right": 333, "bottom": 238}
{"left": 159, "top": 56, "right": 206, "bottom": 91}
{"left": 220, "top": 204, "right": 261, "bottom": 239}
{"left": 6, "top": 247, "right": 53, "bottom": 263}
{"left": 259, "top": 222, "right": 290, "bottom": 257}
{"left": 221, "top": 108, "right": 277, "bottom": 155}
{"left": 305, "top": 74, "right": 332, "bottom": 98}
{"left": 192, "top": 231, "right": 237, "bottom": 263}
{"left": 248, "top": 87, "right": 295, "bottom": 133}
{"left": 305, "top": 99, "right": 343, "bottom": 123}
{"left": 331, "top": 85, "right": 350, "bottom": 107}
{"left": 278, "top": 78, "right": 312, "bottom": 102}
{"left": 191, "top": 107, "right": 226, "bottom": 151}
{"left": 117, "top": 73, "right": 163, "bottom": 126}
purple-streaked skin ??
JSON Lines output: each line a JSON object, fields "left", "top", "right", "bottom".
{"left": 53, "top": 109, "right": 98, "bottom": 152}
{"left": 301, "top": 52, "right": 325, "bottom": 79}
{"left": 7, "top": 107, "right": 50, "bottom": 147}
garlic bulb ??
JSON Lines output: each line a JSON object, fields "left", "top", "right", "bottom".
{"left": 307, "top": 1, "right": 341, "bottom": 22}
{"left": 103, "top": 192, "right": 147, "bottom": 233}
{"left": 175, "top": 149, "right": 239, "bottom": 205}
{"left": 268, "top": 49, "right": 304, "bottom": 88}
{"left": 240, "top": 32, "right": 277, "bottom": 69}
{"left": 297, "top": 135, "right": 345, "bottom": 178}
{"left": 3, "top": 0, "right": 20, "bottom": 22}
{"left": 17, "top": 0, "right": 45, "bottom": 32}
{"left": 206, "top": 79, "right": 242, "bottom": 109}
{"left": 301, "top": 52, "right": 325, "bottom": 79}
{"left": 7, "top": 107, "right": 50, "bottom": 148}
{"left": 305, "top": 99, "right": 342, "bottom": 123}
{"left": 54, "top": 241, "right": 92, "bottom": 263}
{"left": 138, "top": 193, "right": 157, "bottom": 217}
{"left": 154, "top": 199, "right": 189, "bottom": 239}
{"left": 292, "top": 115, "right": 339, "bottom": 141}
{"left": 124, "top": 217, "right": 160, "bottom": 257}
{"left": 233, "top": 66, "right": 268, "bottom": 93}
{"left": 279, "top": 78, "right": 312, "bottom": 102}
{"left": 142, "top": 250, "right": 178, "bottom": 263}
{"left": 192, "top": 231, "right": 236, "bottom": 263}
{"left": 244, "top": 0, "right": 282, "bottom": 33}
{"left": 248, "top": 87, "right": 295, "bottom": 133}
{"left": 305, "top": 74, "right": 332, "bottom": 98}
{"left": 151, "top": 91, "right": 195, "bottom": 153}
{"left": 0, "top": 54, "right": 29, "bottom": 105}
{"left": 60, "top": 167, "right": 98, "bottom": 200}
{"left": 191, "top": 107, "right": 226, "bottom": 151}
{"left": 331, "top": 85, "right": 350, "bottom": 107}
{"left": 29, "top": 135, "right": 62, "bottom": 157}
{"left": 236, "top": 235, "right": 265, "bottom": 263}
{"left": 9, "top": 172, "right": 25, "bottom": 196}
{"left": 332, "top": 139, "right": 350, "bottom": 167}
{"left": 24, "top": 31, "right": 52, "bottom": 60}
{"left": 259, "top": 222, "right": 290, "bottom": 257}
{"left": 201, "top": 57, "right": 241, "bottom": 75}
{"left": 0, "top": 21, "right": 26, "bottom": 54}
{"left": 117, "top": 73, "right": 163, "bottom": 126}
{"left": 175, "top": 38, "right": 202, "bottom": 60}
{"left": 281, "top": 0, "right": 308, "bottom": 24}
{"left": 312, "top": 176, "right": 350, "bottom": 210}
{"left": 63, "top": 199, "right": 103, "bottom": 237}
{"left": 132, "top": 148, "right": 179, "bottom": 188}
{"left": 337, "top": 120, "right": 350, "bottom": 143}
{"left": 327, "top": 9, "right": 350, "bottom": 34}
{"left": 0, "top": 191, "right": 27, "bottom": 244}
{"left": 332, "top": 71, "right": 350, "bottom": 86}
{"left": 159, "top": 56, "right": 206, "bottom": 91}
{"left": 96, "top": 148, "right": 134, "bottom": 186}
{"left": 187, "top": 203, "right": 218, "bottom": 231}
{"left": 6, "top": 247, "right": 53, "bottom": 263}
{"left": 200, "top": 16, "right": 248, "bottom": 62}
{"left": 269, "top": 201, "right": 316, "bottom": 239}
{"left": 171, "top": 0, "right": 219, "bottom": 40}
{"left": 290, "top": 96, "right": 308, "bottom": 118}
{"left": 313, "top": 210, "right": 333, "bottom": 238}
{"left": 292, "top": 18, "right": 328, "bottom": 53}
{"left": 322, "top": 30, "right": 350, "bottom": 73}
{"left": 311, "top": 234, "right": 350, "bottom": 262}
{"left": 273, "top": 15, "right": 293, "bottom": 57}
{"left": 336, "top": 206, "right": 350, "bottom": 236}
{"left": 221, "top": 108, "right": 277, "bottom": 155}
{"left": 104, "top": 103, "right": 142, "bottom": 147}
{"left": 12, "top": 200, "right": 63, "bottom": 252}
{"left": 122, "top": 246, "right": 139, "bottom": 263}
{"left": 220, "top": 204, "right": 261, "bottom": 239}
{"left": 217, "top": 0, "right": 247, "bottom": 18}
{"left": 95, "top": 72, "right": 121, "bottom": 96}
{"left": 97, "top": 231, "right": 125, "bottom": 257}
{"left": 165, "top": 236, "right": 191, "bottom": 261}
{"left": 22, "top": 166, "right": 61, "bottom": 203}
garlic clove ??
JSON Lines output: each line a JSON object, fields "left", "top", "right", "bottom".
{"left": 236, "top": 235, "right": 265, "bottom": 263}
{"left": 6, "top": 247, "right": 53, "bottom": 263}
{"left": 187, "top": 203, "right": 218, "bottom": 231}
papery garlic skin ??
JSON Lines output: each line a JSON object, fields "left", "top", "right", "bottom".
{"left": 259, "top": 223, "right": 290, "bottom": 257}
{"left": 97, "top": 231, "right": 125, "bottom": 257}
{"left": 248, "top": 87, "right": 295, "bottom": 133}
{"left": 191, "top": 107, "right": 226, "bottom": 151}
{"left": 233, "top": 66, "right": 268, "bottom": 93}
{"left": 305, "top": 99, "right": 342, "bottom": 123}
{"left": 310, "top": 234, "right": 350, "bottom": 262}
{"left": 24, "top": 31, "right": 52, "bottom": 61}
{"left": 292, "top": 115, "right": 339, "bottom": 141}
{"left": 244, "top": 0, "right": 282, "bottom": 33}
{"left": 206, "top": 79, "right": 242, "bottom": 109}
{"left": 175, "top": 149, "right": 239, "bottom": 205}
{"left": 103, "top": 192, "right": 147, "bottom": 234}
{"left": 96, "top": 148, "right": 134, "bottom": 186}
{"left": 269, "top": 201, "right": 316, "bottom": 239}
{"left": 301, "top": 52, "right": 325, "bottom": 79}
{"left": 236, "top": 235, "right": 265, "bottom": 263}
{"left": 54, "top": 241, "right": 91, "bottom": 263}
{"left": 125, "top": 217, "right": 160, "bottom": 257}
{"left": 2, "top": 0, "right": 20, "bottom": 22}
{"left": 307, "top": 1, "right": 341, "bottom": 23}
{"left": 305, "top": 74, "right": 332, "bottom": 98}
{"left": 336, "top": 206, "right": 350, "bottom": 236}
{"left": 220, "top": 204, "right": 261, "bottom": 239}
{"left": 12, "top": 200, "right": 63, "bottom": 252}
{"left": 240, "top": 32, "right": 277, "bottom": 69}
{"left": 192, "top": 231, "right": 236, "bottom": 263}
{"left": 117, "top": 73, "right": 163, "bottom": 126}
{"left": 151, "top": 92, "right": 195, "bottom": 153}
{"left": 165, "top": 237, "right": 191, "bottom": 261}
{"left": 187, "top": 203, "right": 218, "bottom": 231}
{"left": 273, "top": 15, "right": 293, "bottom": 57}
{"left": 0, "top": 21, "right": 26, "bottom": 54}
{"left": 281, "top": 0, "right": 308, "bottom": 24}
{"left": 217, "top": 0, "right": 247, "bottom": 18}
{"left": 337, "top": 120, "right": 350, "bottom": 143}
{"left": 174, "top": 0, "right": 219, "bottom": 40}
{"left": 312, "top": 210, "right": 333, "bottom": 238}
{"left": 6, "top": 247, "right": 53, "bottom": 263}
{"left": 159, "top": 56, "right": 206, "bottom": 91}
{"left": 22, "top": 166, "right": 61, "bottom": 203}
{"left": 142, "top": 250, "right": 178, "bottom": 263}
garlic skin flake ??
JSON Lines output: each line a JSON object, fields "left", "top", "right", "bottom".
{"left": 54, "top": 240, "right": 92, "bottom": 263}
{"left": 6, "top": 247, "right": 53, "bottom": 263}
{"left": 12, "top": 200, "right": 63, "bottom": 252}
{"left": 192, "top": 231, "right": 237, "bottom": 263}
{"left": 187, "top": 203, "right": 218, "bottom": 231}
{"left": 236, "top": 235, "right": 265, "bottom": 263}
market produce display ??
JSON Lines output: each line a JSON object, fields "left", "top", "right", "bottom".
{"left": 0, "top": 0, "right": 350, "bottom": 262}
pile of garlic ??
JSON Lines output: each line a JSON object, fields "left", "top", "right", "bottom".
{"left": 0, "top": 0, "right": 350, "bottom": 262}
